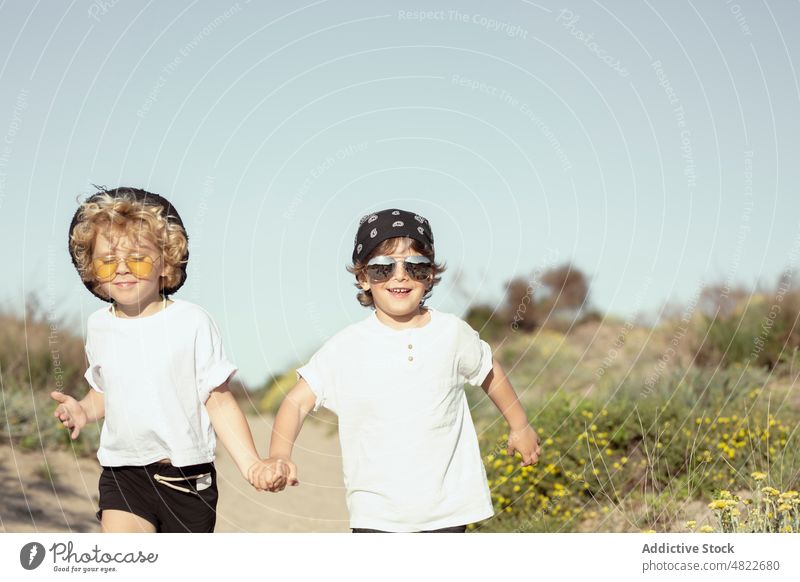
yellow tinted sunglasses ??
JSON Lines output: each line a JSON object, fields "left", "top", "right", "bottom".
{"left": 92, "top": 255, "right": 161, "bottom": 282}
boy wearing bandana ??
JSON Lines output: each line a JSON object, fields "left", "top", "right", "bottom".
{"left": 269, "top": 209, "right": 541, "bottom": 532}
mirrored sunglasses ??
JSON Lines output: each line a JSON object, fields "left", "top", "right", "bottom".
{"left": 365, "top": 255, "right": 433, "bottom": 283}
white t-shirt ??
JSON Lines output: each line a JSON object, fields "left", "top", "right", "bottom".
{"left": 296, "top": 308, "right": 495, "bottom": 532}
{"left": 83, "top": 299, "right": 237, "bottom": 467}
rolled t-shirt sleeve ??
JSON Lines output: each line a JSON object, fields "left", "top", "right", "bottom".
{"left": 296, "top": 342, "right": 335, "bottom": 412}
{"left": 83, "top": 343, "right": 104, "bottom": 393}
{"left": 195, "top": 314, "right": 238, "bottom": 402}
{"left": 457, "top": 320, "right": 494, "bottom": 386}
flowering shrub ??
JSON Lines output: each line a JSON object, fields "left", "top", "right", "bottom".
{"left": 475, "top": 368, "right": 798, "bottom": 532}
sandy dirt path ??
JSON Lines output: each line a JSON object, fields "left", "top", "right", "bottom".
{"left": 0, "top": 415, "right": 349, "bottom": 533}
{"left": 216, "top": 414, "right": 349, "bottom": 532}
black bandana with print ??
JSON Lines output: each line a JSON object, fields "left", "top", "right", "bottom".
{"left": 352, "top": 209, "right": 435, "bottom": 264}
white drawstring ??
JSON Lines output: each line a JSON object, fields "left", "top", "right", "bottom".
{"left": 153, "top": 472, "right": 212, "bottom": 495}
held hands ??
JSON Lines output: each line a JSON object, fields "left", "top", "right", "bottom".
{"left": 507, "top": 424, "right": 542, "bottom": 467}
{"left": 273, "top": 457, "right": 299, "bottom": 491}
{"left": 262, "top": 456, "right": 299, "bottom": 492}
{"left": 51, "top": 392, "right": 88, "bottom": 440}
{"left": 247, "top": 458, "right": 285, "bottom": 492}
{"left": 246, "top": 457, "right": 299, "bottom": 492}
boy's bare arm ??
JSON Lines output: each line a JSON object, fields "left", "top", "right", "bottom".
{"left": 268, "top": 377, "right": 317, "bottom": 486}
{"left": 205, "top": 381, "right": 285, "bottom": 490}
{"left": 481, "top": 358, "right": 541, "bottom": 465}
{"left": 481, "top": 358, "right": 528, "bottom": 429}
{"left": 79, "top": 389, "right": 105, "bottom": 422}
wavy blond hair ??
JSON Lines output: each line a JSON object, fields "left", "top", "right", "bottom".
{"left": 346, "top": 236, "right": 445, "bottom": 308}
{"left": 69, "top": 193, "right": 188, "bottom": 299}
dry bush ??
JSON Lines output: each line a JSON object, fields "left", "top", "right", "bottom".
{"left": 504, "top": 262, "right": 592, "bottom": 332}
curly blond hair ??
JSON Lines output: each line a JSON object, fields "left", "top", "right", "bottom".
{"left": 69, "top": 192, "right": 188, "bottom": 299}
{"left": 346, "top": 236, "right": 445, "bottom": 307}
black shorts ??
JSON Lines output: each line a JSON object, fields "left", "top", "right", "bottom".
{"left": 97, "top": 462, "right": 218, "bottom": 532}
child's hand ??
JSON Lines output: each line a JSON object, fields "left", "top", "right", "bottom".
{"left": 247, "top": 458, "right": 287, "bottom": 492}
{"left": 507, "top": 424, "right": 542, "bottom": 466}
{"left": 283, "top": 458, "right": 299, "bottom": 487}
{"left": 269, "top": 456, "right": 299, "bottom": 490}
{"left": 51, "top": 392, "right": 87, "bottom": 440}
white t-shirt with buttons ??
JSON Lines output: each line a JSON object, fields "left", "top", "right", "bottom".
{"left": 297, "top": 308, "right": 495, "bottom": 532}
{"left": 83, "top": 299, "right": 237, "bottom": 467}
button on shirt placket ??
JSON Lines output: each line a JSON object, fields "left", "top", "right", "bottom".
{"left": 406, "top": 333, "right": 415, "bottom": 364}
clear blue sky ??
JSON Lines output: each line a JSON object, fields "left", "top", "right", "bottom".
{"left": 1, "top": 0, "right": 799, "bottom": 388}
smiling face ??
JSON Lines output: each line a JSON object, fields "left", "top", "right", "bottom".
{"left": 91, "top": 229, "right": 171, "bottom": 312}
{"left": 359, "top": 238, "right": 433, "bottom": 320}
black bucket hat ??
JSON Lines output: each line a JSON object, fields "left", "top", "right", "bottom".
{"left": 67, "top": 187, "right": 189, "bottom": 302}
